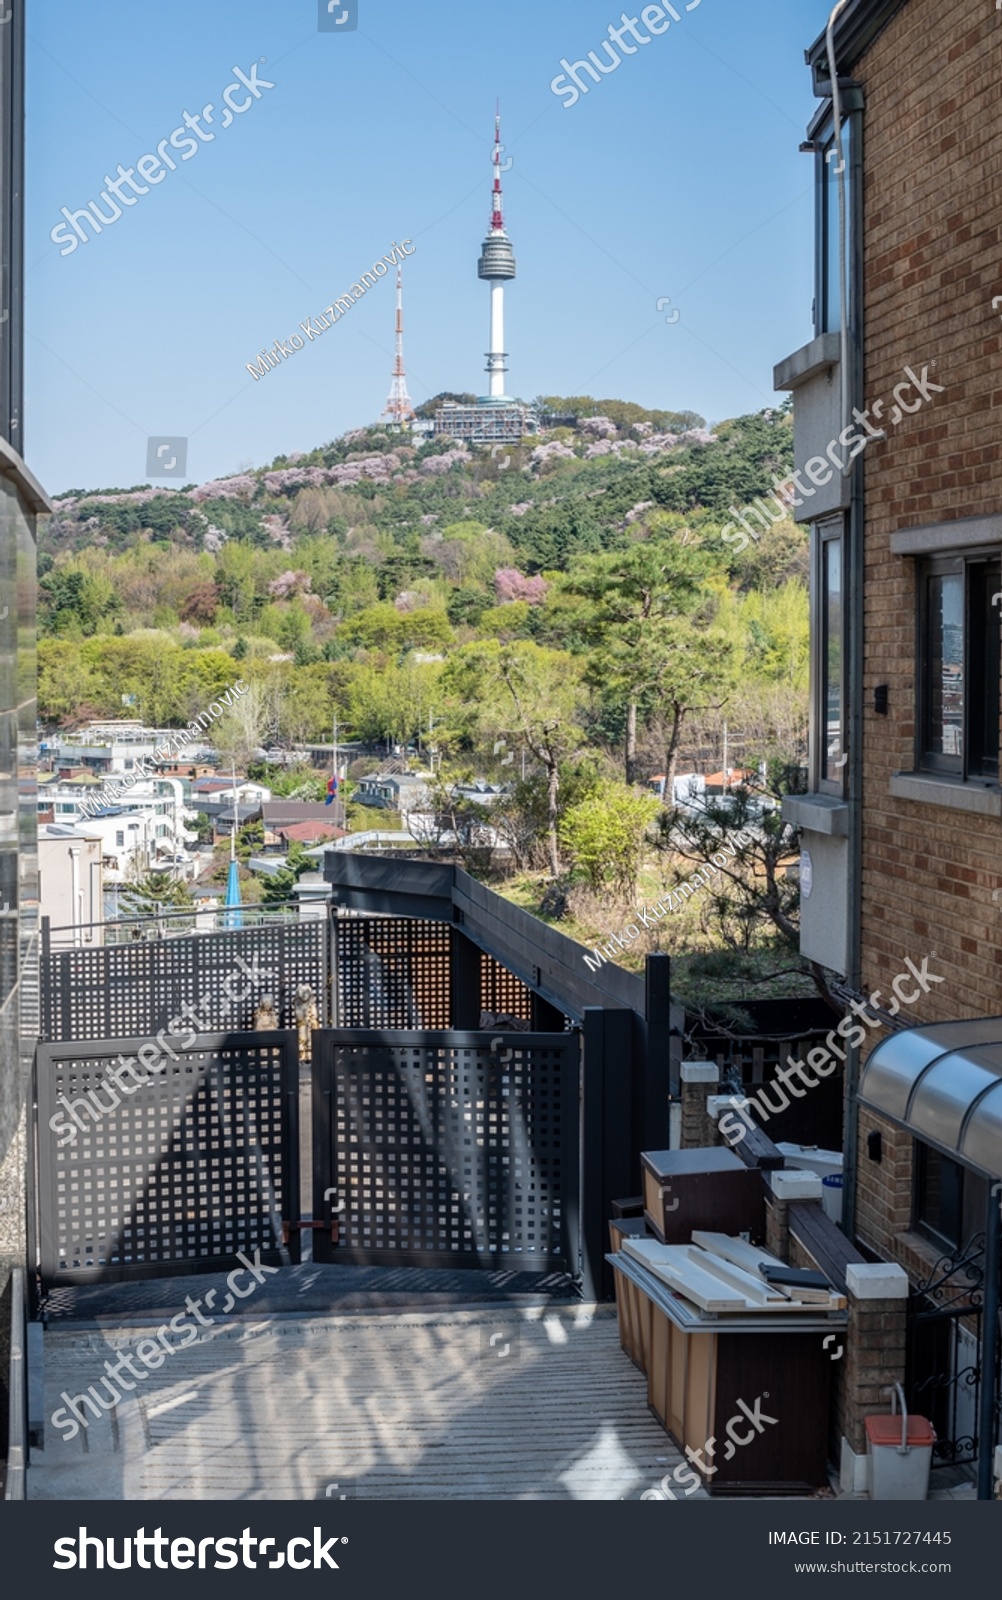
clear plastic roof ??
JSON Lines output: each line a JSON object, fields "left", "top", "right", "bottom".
{"left": 860, "top": 1018, "right": 1002, "bottom": 1179}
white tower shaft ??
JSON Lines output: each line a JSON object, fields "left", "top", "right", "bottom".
{"left": 489, "top": 283, "right": 506, "bottom": 398}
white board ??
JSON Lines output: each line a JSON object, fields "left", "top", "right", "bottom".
{"left": 691, "top": 1231, "right": 786, "bottom": 1277}
{"left": 621, "top": 1239, "right": 752, "bottom": 1310}
{"left": 681, "top": 1246, "right": 783, "bottom": 1304}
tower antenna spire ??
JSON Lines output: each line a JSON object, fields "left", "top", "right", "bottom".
{"left": 491, "top": 104, "right": 505, "bottom": 232}
{"left": 382, "top": 264, "right": 415, "bottom": 428}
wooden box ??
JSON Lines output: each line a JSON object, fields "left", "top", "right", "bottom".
{"left": 609, "top": 1218, "right": 652, "bottom": 1374}
{"left": 641, "top": 1147, "right": 766, "bottom": 1245}
{"left": 646, "top": 1301, "right": 830, "bottom": 1494}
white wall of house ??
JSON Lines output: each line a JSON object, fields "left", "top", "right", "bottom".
{"left": 192, "top": 780, "right": 272, "bottom": 805}
{"left": 39, "top": 828, "right": 104, "bottom": 946}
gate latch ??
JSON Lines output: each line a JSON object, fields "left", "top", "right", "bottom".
{"left": 283, "top": 1197, "right": 346, "bottom": 1246}
{"left": 283, "top": 1217, "right": 343, "bottom": 1245}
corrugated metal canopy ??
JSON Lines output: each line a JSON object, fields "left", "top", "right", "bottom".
{"left": 860, "top": 1019, "right": 1002, "bottom": 1179}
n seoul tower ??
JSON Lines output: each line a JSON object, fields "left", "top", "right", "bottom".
{"left": 477, "top": 110, "right": 516, "bottom": 400}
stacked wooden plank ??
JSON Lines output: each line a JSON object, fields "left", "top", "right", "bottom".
{"left": 619, "top": 1230, "right": 846, "bottom": 1315}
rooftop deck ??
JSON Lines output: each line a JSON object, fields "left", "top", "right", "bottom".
{"left": 31, "top": 1297, "right": 688, "bottom": 1501}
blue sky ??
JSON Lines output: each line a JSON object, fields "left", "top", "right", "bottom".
{"left": 25, "top": 0, "right": 835, "bottom": 494}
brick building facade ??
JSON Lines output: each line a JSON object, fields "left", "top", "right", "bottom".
{"left": 775, "top": 0, "right": 1002, "bottom": 1494}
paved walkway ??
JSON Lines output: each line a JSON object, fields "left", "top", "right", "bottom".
{"left": 30, "top": 1303, "right": 690, "bottom": 1501}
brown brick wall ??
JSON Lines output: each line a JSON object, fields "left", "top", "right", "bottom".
{"left": 679, "top": 1072, "right": 717, "bottom": 1149}
{"left": 855, "top": 1106, "right": 913, "bottom": 1259}
{"left": 841, "top": 1294, "right": 908, "bottom": 1455}
{"left": 853, "top": 0, "right": 1002, "bottom": 1252}
{"left": 859, "top": 0, "right": 1002, "bottom": 1008}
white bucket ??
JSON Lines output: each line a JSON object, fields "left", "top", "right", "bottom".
{"left": 821, "top": 1173, "right": 843, "bottom": 1223}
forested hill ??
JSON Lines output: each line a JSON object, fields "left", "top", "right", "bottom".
{"left": 38, "top": 398, "right": 807, "bottom": 746}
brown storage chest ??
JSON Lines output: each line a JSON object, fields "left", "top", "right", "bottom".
{"left": 641, "top": 1147, "right": 766, "bottom": 1244}
{"left": 609, "top": 1218, "right": 652, "bottom": 1374}
{"left": 646, "top": 1301, "right": 830, "bottom": 1494}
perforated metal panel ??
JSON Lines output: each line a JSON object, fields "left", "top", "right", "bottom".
{"left": 41, "top": 921, "right": 329, "bottom": 1042}
{"left": 313, "top": 1029, "right": 579, "bottom": 1272}
{"left": 36, "top": 1031, "right": 300, "bottom": 1290}
{"left": 479, "top": 950, "right": 533, "bottom": 1022}
{"left": 335, "top": 918, "right": 451, "bottom": 1029}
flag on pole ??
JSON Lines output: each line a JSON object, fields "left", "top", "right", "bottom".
{"left": 325, "top": 773, "right": 339, "bottom": 807}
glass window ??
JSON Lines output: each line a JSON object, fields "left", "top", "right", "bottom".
{"left": 816, "top": 520, "right": 845, "bottom": 793}
{"left": 819, "top": 121, "right": 852, "bottom": 335}
{"left": 919, "top": 555, "right": 1000, "bottom": 780}
{"left": 968, "top": 561, "right": 1001, "bottom": 778}
{"left": 914, "top": 1142, "right": 988, "bottom": 1253}
{"left": 925, "top": 571, "right": 964, "bottom": 765}
{"left": 822, "top": 537, "right": 843, "bottom": 783}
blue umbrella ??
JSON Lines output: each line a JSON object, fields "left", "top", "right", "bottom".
{"left": 225, "top": 855, "right": 243, "bottom": 929}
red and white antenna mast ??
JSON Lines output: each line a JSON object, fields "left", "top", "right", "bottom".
{"left": 383, "top": 266, "right": 415, "bottom": 427}
{"left": 491, "top": 106, "right": 505, "bottom": 232}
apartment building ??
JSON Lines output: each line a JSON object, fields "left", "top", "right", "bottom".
{"left": 38, "top": 775, "right": 199, "bottom": 881}
{"left": 775, "top": 0, "right": 1002, "bottom": 1493}
{"left": 42, "top": 721, "right": 175, "bottom": 775}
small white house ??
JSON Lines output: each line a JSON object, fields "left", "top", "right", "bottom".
{"left": 355, "top": 773, "right": 432, "bottom": 813}
{"left": 190, "top": 777, "right": 272, "bottom": 806}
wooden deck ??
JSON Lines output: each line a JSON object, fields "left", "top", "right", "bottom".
{"left": 30, "top": 1303, "right": 691, "bottom": 1501}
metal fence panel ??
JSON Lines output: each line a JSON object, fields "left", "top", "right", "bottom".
{"left": 479, "top": 949, "right": 533, "bottom": 1022}
{"left": 40, "top": 920, "right": 328, "bottom": 1042}
{"left": 312, "top": 1029, "right": 579, "bottom": 1273}
{"left": 335, "top": 917, "right": 451, "bottom": 1028}
{"left": 36, "top": 1031, "right": 300, "bottom": 1291}
{"left": 906, "top": 1235, "right": 991, "bottom": 1467}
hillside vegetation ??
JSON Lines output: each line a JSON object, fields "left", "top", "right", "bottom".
{"left": 41, "top": 398, "right": 806, "bottom": 778}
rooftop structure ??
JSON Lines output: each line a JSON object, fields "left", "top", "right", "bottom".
{"left": 433, "top": 400, "right": 536, "bottom": 443}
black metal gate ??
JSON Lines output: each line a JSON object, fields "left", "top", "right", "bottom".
{"left": 32, "top": 895, "right": 654, "bottom": 1299}
{"left": 905, "top": 1233, "right": 995, "bottom": 1465}
{"left": 35, "top": 1031, "right": 301, "bottom": 1293}
{"left": 311, "top": 1028, "right": 580, "bottom": 1273}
